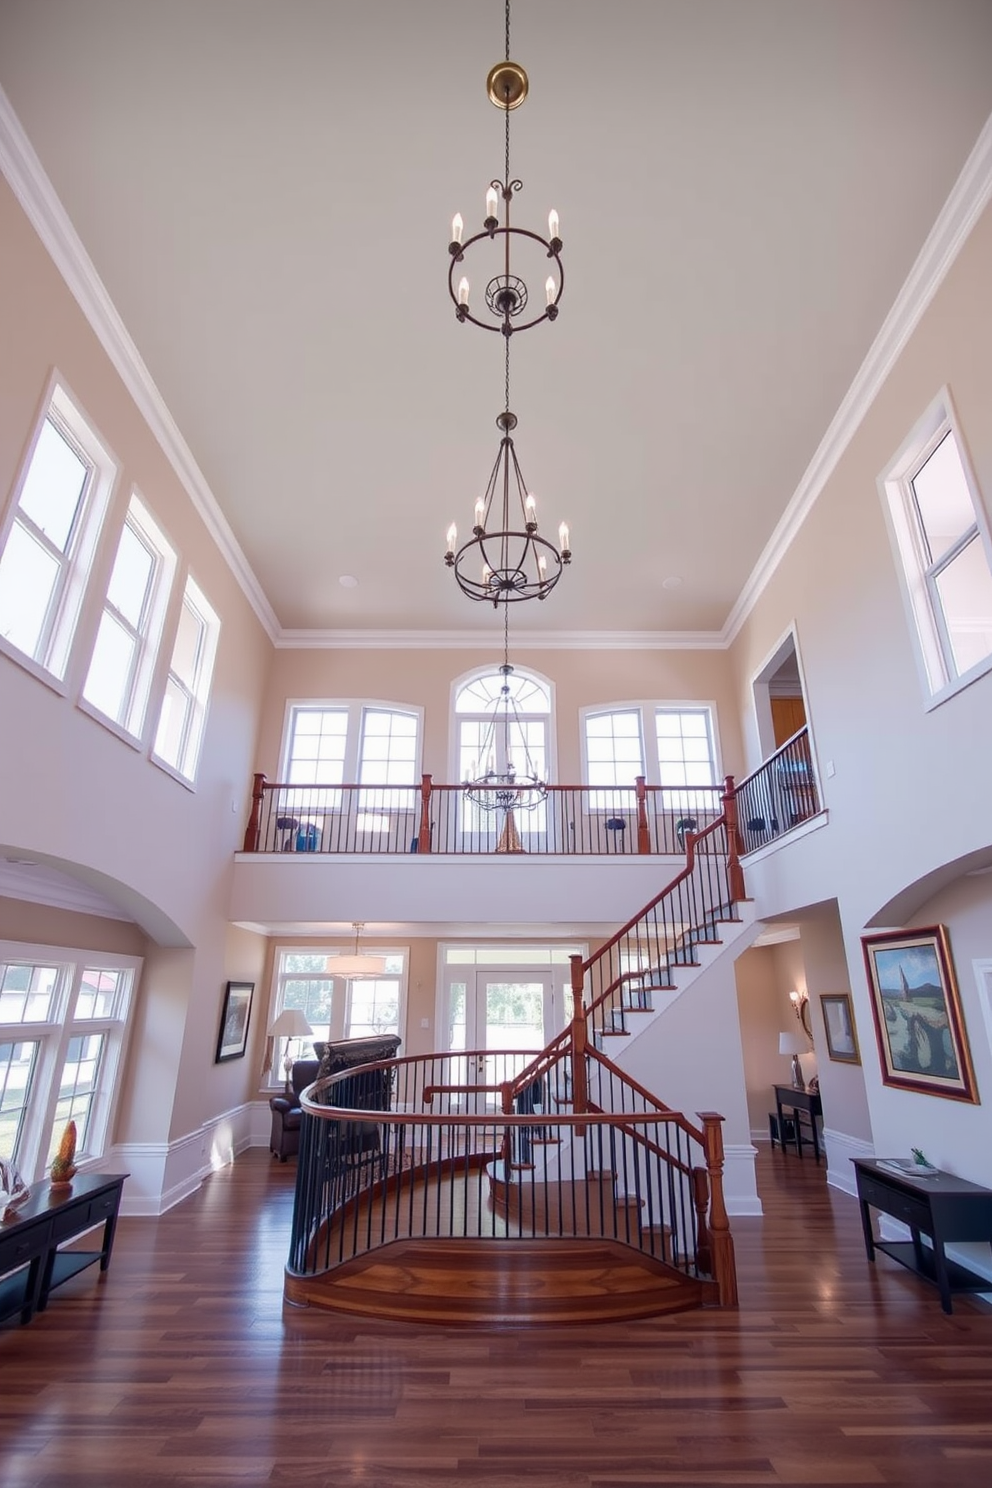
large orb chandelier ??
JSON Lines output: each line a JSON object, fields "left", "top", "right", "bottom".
{"left": 444, "top": 0, "right": 571, "bottom": 606}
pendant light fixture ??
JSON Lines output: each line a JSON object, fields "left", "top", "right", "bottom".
{"left": 333, "top": 923, "right": 387, "bottom": 979}
{"left": 444, "top": 0, "right": 571, "bottom": 605}
{"left": 463, "top": 608, "right": 548, "bottom": 818}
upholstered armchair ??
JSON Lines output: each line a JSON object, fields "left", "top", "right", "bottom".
{"left": 268, "top": 1057, "right": 320, "bottom": 1161}
{"left": 268, "top": 1034, "right": 403, "bottom": 1162}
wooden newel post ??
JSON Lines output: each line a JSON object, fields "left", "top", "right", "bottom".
{"left": 721, "top": 774, "right": 746, "bottom": 903}
{"left": 697, "top": 1111, "right": 738, "bottom": 1308}
{"left": 418, "top": 773, "right": 433, "bottom": 854}
{"left": 569, "top": 954, "right": 588, "bottom": 1117}
{"left": 635, "top": 775, "right": 651, "bottom": 855}
{"left": 242, "top": 773, "right": 266, "bottom": 852}
{"left": 691, "top": 1167, "right": 712, "bottom": 1274}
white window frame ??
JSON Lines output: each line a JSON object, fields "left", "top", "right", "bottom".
{"left": 80, "top": 492, "right": 177, "bottom": 742}
{"left": 879, "top": 389, "right": 992, "bottom": 707}
{"left": 450, "top": 665, "right": 556, "bottom": 843}
{"left": 0, "top": 376, "right": 118, "bottom": 690}
{"left": 580, "top": 701, "right": 721, "bottom": 802}
{"left": 0, "top": 942, "right": 139, "bottom": 1181}
{"left": 279, "top": 700, "right": 423, "bottom": 831}
{"left": 152, "top": 573, "right": 220, "bottom": 784}
{"left": 266, "top": 944, "right": 408, "bottom": 1088}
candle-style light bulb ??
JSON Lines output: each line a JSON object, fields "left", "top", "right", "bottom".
{"left": 525, "top": 494, "right": 537, "bottom": 525}
{"left": 545, "top": 276, "right": 556, "bottom": 307}
{"left": 548, "top": 209, "right": 559, "bottom": 240}
{"left": 559, "top": 521, "right": 570, "bottom": 551}
{"left": 482, "top": 564, "right": 492, "bottom": 585}
{"left": 474, "top": 497, "right": 485, "bottom": 528}
{"left": 451, "top": 212, "right": 464, "bottom": 246}
{"left": 446, "top": 523, "right": 457, "bottom": 555}
{"left": 486, "top": 186, "right": 499, "bottom": 220}
{"left": 458, "top": 277, "right": 470, "bottom": 306}
{"left": 538, "top": 555, "right": 548, "bottom": 580}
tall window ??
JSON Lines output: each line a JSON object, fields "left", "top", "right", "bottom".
{"left": 0, "top": 947, "right": 136, "bottom": 1180}
{"left": 269, "top": 946, "right": 406, "bottom": 1081}
{"left": 153, "top": 575, "right": 220, "bottom": 782}
{"left": 454, "top": 668, "right": 552, "bottom": 838}
{"left": 881, "top": 397, "right": 992, "bottom": 700}
{"left": 583, "top": 704, "right": 718, "bottom": 807}
{"left": 82, "top": 494, "right": 176, "bottom": 737}
{"left": 280, "top": 703, "right": 421, "bottom": 834}
{"left": 0, "top": 382, "right": 117, "bottom": 681}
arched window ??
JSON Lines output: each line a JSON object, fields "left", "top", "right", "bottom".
{"left": 452, "top": 666, "right": 554, "bottom": 844}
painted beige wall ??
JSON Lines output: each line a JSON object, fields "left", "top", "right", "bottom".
{"left": 257, "top": 646, "right": 744, "bottom": 786}
{"left": 728, "top": 199, "right": 992, "bottom": 1178}
{"left": 0, "top": 897, "right": 148, "bottom": 957}
{"left": 0, "top": 174, "right": 274, "bottom": 1149}
{"left": 797, "top": 903, "right": 872, "bottom": 1146}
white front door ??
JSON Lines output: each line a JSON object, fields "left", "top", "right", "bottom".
{"left": 443, "top": 970, "right": 558, "bottom": 1094}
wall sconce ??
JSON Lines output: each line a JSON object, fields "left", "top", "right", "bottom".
{"left": 790, "top": 988, "right": 812, "bottom": 1038}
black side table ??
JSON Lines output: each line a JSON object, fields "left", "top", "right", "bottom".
{"left": 772, "top": 1084, "right": 822, "bottom": 1162}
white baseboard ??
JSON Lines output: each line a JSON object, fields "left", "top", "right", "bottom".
{"left": 724, "top": 1142, "right": 763, "bottom": 1217}
{"left": 823, "top": 1127, "right": 874, "bottom": 1197}
{"left": 111, "top": 1099, "right": 259, "bottom": 1215}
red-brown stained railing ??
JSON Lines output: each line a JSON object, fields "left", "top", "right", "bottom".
{"left": 287, "top": 1047, "right": 736, "bottom": 1305}
{"left": 240, "top": 774, "right": 725, "bottom": 856}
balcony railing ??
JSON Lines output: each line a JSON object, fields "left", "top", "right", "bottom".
{"left": 241, "top": 774, "right": 726, "bottom": 856}
{"left": 735, "top": 726, "right": 821, "bottom": 855}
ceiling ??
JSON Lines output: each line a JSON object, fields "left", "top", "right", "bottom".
{"left": 2, "top": 1, "right": 992, "bottom": 642}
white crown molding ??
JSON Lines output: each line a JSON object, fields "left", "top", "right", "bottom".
{"left": 273, "top": 627, "right": 728, "bottom": 651}
{"left": 723, "top": 108, "right": 992, "bottom": 647}
{"left": 0, "top": 85, "right": 279, "bottom": 644}
{"left": 0, "top": 860, "right": 135, "bottom": 922}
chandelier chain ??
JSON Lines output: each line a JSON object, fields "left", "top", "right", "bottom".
{"left": 504, "top": 337, "right": 510, "bottom": 417}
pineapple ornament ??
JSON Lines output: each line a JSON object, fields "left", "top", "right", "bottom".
{"left": 50, "top": 1119, "right": 78, "bottom": 1188}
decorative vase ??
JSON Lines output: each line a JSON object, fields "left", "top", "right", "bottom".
{"left": 49, "top": 1119, "right": 78, "bottom": 1189}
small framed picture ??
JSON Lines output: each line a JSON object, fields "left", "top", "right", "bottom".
{"left": 862, "top": 926, "right": 977, "bottom": 1102}
{"left": 820, "top": 993, "right": 860, "bottom": 1065}
{"left": 215, "top": 981, "right": 254, "bottom": 1063}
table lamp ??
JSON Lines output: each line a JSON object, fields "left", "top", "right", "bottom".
{"left": 268, "top": 1008, "right": 314, "bottom": 1094}
{"left": 779, "top": 1029, "right": 807, "bottom": 1090}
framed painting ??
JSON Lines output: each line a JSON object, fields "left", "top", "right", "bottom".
{"left": 215, "top": 981, "right": 254, "bottom": 1063}
{"left": 820, "top": 993, "right": 860, "bottom": 1065}
{"left": 862, "top": 926, "right": 977, "bottom": 1101}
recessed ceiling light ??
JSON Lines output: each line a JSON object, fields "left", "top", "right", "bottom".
{"left": 661, "top": 575, "right": 683, "bottom": 590}
{"left": 338, "top": 575, "right": 359, "bottom": 588}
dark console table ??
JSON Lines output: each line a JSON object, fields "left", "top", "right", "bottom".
{"left": 772, "top": 1084, "right": 822, "bottom": 1162}
{"left": 0, "top": 1172, "right": 127, "bottom": 1327}
{"left": 852, "top": 1158, "right": 992, "bottom": 1314}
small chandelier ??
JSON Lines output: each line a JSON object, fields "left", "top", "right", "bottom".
{"left": 332, "top": 924, "right": 387, "bottom": 980}
{"left": 447, "top": 1, "right": 563, "bottom": 337}
{"left": 444, "top": 0, "right": 571, "bottom": 606}
{"left": 463, "top": 610, "right": 548, "bottom": 817}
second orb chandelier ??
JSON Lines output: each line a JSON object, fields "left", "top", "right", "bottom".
{"left": 444, "top": 0, "right": 572, "bottom": 607}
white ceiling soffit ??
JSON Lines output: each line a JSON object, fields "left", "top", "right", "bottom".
{"left": 1, "top": 3, "right": 991, "bottom": 650}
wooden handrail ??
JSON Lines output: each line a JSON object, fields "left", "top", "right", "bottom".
{"left": 578, "top": 804, "right": 732, "bottom": 977}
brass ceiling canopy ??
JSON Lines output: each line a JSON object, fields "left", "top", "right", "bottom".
{"left": 486, "top": 60, "right": 528, "bottom": 109}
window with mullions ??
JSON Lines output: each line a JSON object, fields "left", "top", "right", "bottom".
{"left": 82, "top": 494, "right": 176, "bottom": 738}
{"left": 280, "top": 703, "right": 421, "bottom": 839}
{"left": 881, "top": 399, "right": 992, "bottom": 701}
{"left": 269, "top": 947, "right": 406, "bottom": 1081}
{"left": 0, "top": 952, "right": 136, "bottom": 1179}
{"left": 153, "top": 574, "right": 220, "bottom": 782}
{"left": 454, "top": 669, "right": 551, "bottom": 838}
{"left": 583, "top": 705, "right": 717, "bottom": 809}
{"left": 0, "top": 382, "right": 117, "bottom": 682}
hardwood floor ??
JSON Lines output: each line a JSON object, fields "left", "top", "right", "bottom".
{"left": 2, "top": 1144, "right": 992, "bottom": 1487}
